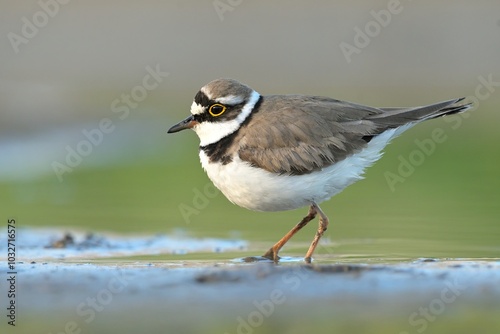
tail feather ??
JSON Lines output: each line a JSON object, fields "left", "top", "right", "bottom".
{"left": 369, "top": 98, "right": 473, "bottom": 126}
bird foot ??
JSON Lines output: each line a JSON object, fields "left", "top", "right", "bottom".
{"left": 262, "top": 248, "right": 280, "bottom": 263}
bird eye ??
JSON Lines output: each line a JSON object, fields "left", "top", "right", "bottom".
{"left": 208, "top": 104, "right": 226, "bottom": 117}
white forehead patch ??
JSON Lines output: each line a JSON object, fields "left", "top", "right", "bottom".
{"left": 215, "top": 95, "right": 245, "bottom": 105}
{"left": 200, "top": 86, "right": 212, "bottom": 100}
{"left": 190, "top": 101, "right": 205, "bottom": 115}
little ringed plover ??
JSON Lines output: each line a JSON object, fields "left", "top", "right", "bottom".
{"left": 168, "top": 78, "right": 472, "bottom": 263}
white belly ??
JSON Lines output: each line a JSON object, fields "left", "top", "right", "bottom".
{"left": 199, "top": 126, "right": 408, "bottom": 212}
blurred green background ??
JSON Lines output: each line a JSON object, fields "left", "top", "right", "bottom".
{"left": 1, "top": 0, "right": 499, "bottom": 260}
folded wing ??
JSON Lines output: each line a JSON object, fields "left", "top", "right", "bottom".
{"left": 237, "top": 96, "right": 471, "bottom": 175}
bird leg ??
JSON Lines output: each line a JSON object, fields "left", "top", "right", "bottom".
{"left": 304, "top": 203, "right": 329, "bottom": 263}
{"left": 262, "top": 204, "right": 318, "bottom": 262}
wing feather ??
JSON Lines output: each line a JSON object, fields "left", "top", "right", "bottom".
{"left": 236, "top": 95, "right": 470, "bottom": 175}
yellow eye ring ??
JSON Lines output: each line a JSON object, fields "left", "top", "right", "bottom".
{"left": 208, "top": 104, "right": 227, "bottom": 117}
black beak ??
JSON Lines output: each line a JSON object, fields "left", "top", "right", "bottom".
{"left": 168, "top": 115, "right": 197, "bottom": 133}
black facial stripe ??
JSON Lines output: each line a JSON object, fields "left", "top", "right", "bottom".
{"left": 193, "top": 103, "right": 246, "bottom": 123}
{"left": 193, "top": 88, "right": 249, "bottom": 123}
{"left": 194, "top": 91, "right": 217, "bottom": 107}
{"left": 200, "top": 95, "right": 263, "bottom": 165}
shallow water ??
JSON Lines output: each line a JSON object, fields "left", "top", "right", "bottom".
{"left": 2, "top": 227, "right": 498, "bottom": 266}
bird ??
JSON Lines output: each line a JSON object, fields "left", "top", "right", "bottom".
{"left": 168, "top": 78, "right": 472, "bottom": 263}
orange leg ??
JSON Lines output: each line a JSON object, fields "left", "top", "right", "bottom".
{"left": 304, "top": 204, "right": 329, "bottom": 263}
{"left": 262, "top": 204, "right": 320, "bottom": 262}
